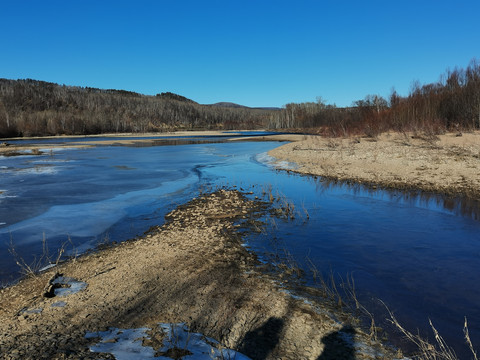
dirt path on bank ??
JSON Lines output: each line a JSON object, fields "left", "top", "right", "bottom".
{"left": 0, "top": 190, "right": 397, "bottom": 360}
{"left": 269, "top": 132, "right": 480, "bottom": 199}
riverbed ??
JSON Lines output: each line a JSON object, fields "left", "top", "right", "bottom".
{"left": 1, "top": 133, "right": 479, "bottom": 357}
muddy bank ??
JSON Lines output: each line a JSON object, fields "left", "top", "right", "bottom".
{"left": 269, "top": 132, "right": 480, "bottom": 200}
{"left": 0, "top": 190, "right": 397, "bottom": 359}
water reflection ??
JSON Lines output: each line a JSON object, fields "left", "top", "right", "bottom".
{"left": 129, "top": 139, "right": 231, "bottom": 147}
{"left": 314, "top": 176, "right": 480, "bottom": 221}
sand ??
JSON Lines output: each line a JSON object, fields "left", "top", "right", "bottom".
{"left": 269, "top": 132, "right": 480, "bottom": 199}
{"left": 0, "top": 190, "right": 397, "bottom": 360}
{"left": 0, "top": 131, "right": 302, "bottom": 156}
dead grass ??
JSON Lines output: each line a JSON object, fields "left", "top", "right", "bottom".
{"left": 8, "top": 234, "right": 75, "bottom": 282}
{"left": 300, "top": 258, "right": 478, "bottom": 360}
{"left": 382, "top": 300, "right": 479, "bottom": 360}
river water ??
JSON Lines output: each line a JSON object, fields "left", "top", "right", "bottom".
{"left": 1, "top": 134, "right": 479, "bottom": 357}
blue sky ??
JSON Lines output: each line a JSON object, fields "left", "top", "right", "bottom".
{"left": 1, "top": 1, "right": 479, "bottom": 107}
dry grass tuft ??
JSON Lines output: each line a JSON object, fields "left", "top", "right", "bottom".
{"left": 382, "top": 300, "right": 478, "bottom": 360}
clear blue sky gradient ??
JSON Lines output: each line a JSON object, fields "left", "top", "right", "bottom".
{"left": 1, "top": 1, "right": 479, "bottom": 107}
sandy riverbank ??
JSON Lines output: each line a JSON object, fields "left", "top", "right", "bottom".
{"left": 0, "top": 130, "right": 301, "bottom": 156}
{"left": 0, "top": 190, "right": 398, "bottom": 360}
{"left": 269, "top": 132, "right": 480, "bottom": 200}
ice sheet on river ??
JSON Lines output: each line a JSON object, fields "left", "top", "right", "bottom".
{"left": 1, "top": 175, "right": 197, "bottom": 244}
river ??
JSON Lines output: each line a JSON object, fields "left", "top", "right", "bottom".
{"left": 1, "top": 133, "right": 479, "bottom": 357}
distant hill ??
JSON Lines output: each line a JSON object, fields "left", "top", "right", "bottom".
{"left": 209, "top": 102, "right": 248, "bottom": 108}
{"left": 0, "top": 78, "right": 277, "bottom": 137}
{"left": 155, "top": 92, "right": 197, "bottom": 104}
{"left": 209, "top": 102, "right": 281, "bottom": 111}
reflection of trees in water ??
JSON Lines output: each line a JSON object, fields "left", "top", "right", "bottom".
{"left": 128, "top": 139, "right": 223, "bottom": 147}
{"left": 310, "top": 176, "right": 480, "bottom": 221}
{"left": 124, "top": 135, "right": 278, "bottom": 148}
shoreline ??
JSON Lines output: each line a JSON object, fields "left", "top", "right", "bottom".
{"left": 268, "top": 131, "right": 480, "bottom": 201}
{"left": 0, "top": 130, "right": 258, "bottom": 141}
{"left": 0, "top": 130, "right": 302, "bottom": 156}
{"left": 5, "top": 128, "right": 479, "bottom": 203}
{"left": 0, "top": 190, "right": 397, "bottom": 359}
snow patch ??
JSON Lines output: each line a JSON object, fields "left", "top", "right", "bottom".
{"left": 338, "top": 331, "right": 389, "bottom": 359}
{"left": 51, "top": 301, "right": 67, "bottom": 308}
{"left": 39, "top": 263, "right": 57, "bottom": 272}
{"left": 0, "top": 190, "right": 17, "bottom": 199}
{"left": 86, "top": 323, "right": 251, "bottom": 360}
{"left": 52, "top": 276, "right": 87, "bottom": 297}
{"left": 20, "top": 307, "right": 43, "bottom": 315}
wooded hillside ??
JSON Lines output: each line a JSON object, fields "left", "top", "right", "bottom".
{"left": 0, "top": 79, "right": 273, "bottom": 137}
{"left": 1, "top": 59, "right": 478, "bottom": 138}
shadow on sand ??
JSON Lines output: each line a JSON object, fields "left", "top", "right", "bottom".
{"left": 238, "top": 317, "right": 284, "bottom": 360}
{"left": 317, "top": 325, "right": 356, "bottom": 360}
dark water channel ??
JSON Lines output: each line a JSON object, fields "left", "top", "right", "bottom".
{"left": 1, "top": 136, "right": 479, "bottom": 357}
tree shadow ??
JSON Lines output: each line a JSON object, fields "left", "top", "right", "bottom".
{"left": 238, "top": 317, "right": 284, "bottom": 360}
{"left": 317, "top": 325, "right": 356, "bottom": 360}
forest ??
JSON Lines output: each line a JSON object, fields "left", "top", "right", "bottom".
{"left": 0, "top": 80, "right": 273, "bottom": 137}
{"left": 268, "top": 58, "right": 480, "bottom": 136}
{"left": 0, "top": 58, "right": 479, "bottom": 138}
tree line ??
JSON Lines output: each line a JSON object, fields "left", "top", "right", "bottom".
{"left": 1, "top": 58, "right": 478, "bottom": 138}
{"left": 0, "top": 79, "right": 273, "bottom": 138}
{"left": 268, "top": 58, "right": 480, "bottom": 136}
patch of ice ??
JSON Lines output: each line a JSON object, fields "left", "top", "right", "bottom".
{"left": 1, "top": 174, "right": 197, "bottom": 242}
{"left": 33, "top": 158, "right": 71, "bottom": 164}
{"left": 39, "top": 147, "right": 78, "bottom": 153}
{"left": 39, "top": 263, "right": 57, "bottom": 272}
{"left": 279, "top": 288, "right": 314, "bottom": 306}
{"left": 86, "top": 323, "right": 251, "bottom": 360}
{"left": 86, "top": 327, "right": 154, "bottom": 359}
{"left": 52, "top": 276, "right": 87, "bottom": 297}
{"left": 20, "top": 307, "right": 43, "bottom": 315}
{"left": 338, "top": 331, "right": 387, "bottom": 359}
{"left": 0, "top": 165, "right": 58, "bottom": 176}
{"left": 0, "top": 190, "right": 17, "bottom": 199}
{"left": 273, "top": 281, "right": 342, "bottom": 324}
{"left": 255, "top": 152, "right": 297, "bottom": 170}
{"left": 51, "top": 301, "right": 67, "bottom": 308}
{"left": 17, "top": 166, "right": 58, "bottom": 175}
